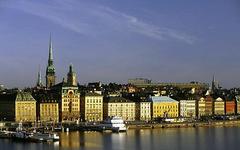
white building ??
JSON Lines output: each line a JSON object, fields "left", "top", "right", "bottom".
{"left": 139, "top": 101, "right": 151, "bottom": 121}
{"left": 179, "top": 100, "right": 196, "bottom": 118}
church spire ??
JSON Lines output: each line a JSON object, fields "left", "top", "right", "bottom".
{"left": 37, "top": 65, "right": 42, "bottom": 87}
{"left": 46, "top": 34, "right": 56, "bottom": 88}
{"left": 48, "top": 34, "right": 53, "bottom": 66}
{"left": 211, "top": 74, "right": 216, "bottom": 94}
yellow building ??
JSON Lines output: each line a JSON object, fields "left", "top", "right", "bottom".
{"left": 214, "top": 97, "right": 225, "bottom": 115}
{"left": 35, "top": 92, "right": 59, "bottom": 123}
{"left": 15, "top": 92, "right": 36, "bottom": 122}
{"left": 60, "top": 85, "right": 80, "bottom": 122}
{"left": 104, "top": 97, "right": 135, "bottom": 121}
{"left": 81, "top": 92, "right": 103, "bottom": 122}
{"left": 150, "top": 96, "right": 179, "bottom": 118}
{"left": 52, "top": 65, "right": 80, "bottom": 122}
{"left": 40, "top": 102, "right": 59, "bottom": 122}
{"left": 198, "top": 97, "right": 206, "bottom": 118}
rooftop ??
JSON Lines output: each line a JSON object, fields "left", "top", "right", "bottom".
{"left": 106, "top": 96, "right": 134, "bottom": 103}
{"left": 85, "top": 92, "right": 102, "bottom": 97}
{"left": 16, "top": 92, "right": 36, "bottom": 102}
{"left": 149, "top": 96, "right": 178, "bottom": 103}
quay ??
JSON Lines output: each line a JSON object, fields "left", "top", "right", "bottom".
{"left": 1, "top": 120, "right": 240, "bottom": 134}
{"left": 127, "top": 120, "right": 240, "bottom": 129}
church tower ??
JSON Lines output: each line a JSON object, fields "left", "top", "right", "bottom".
{"left": 46, "top": 35, "right": 56, "bottom": 88}
{"left": 67, "top": 64, "right": 78, "bottom": 86}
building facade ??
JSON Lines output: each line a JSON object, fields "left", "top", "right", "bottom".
{"left": 54, "top": 65, "right": 80, "bottom": 122}
{"left": 60, "top": 85, "right": 80, "bottom": 122}
{"left": 198, "top": 97, "right": 206, "bottom": 118}
{"left": 205, "top": 95, "right": 213, "bottom": 116}
{"left": 179, "top": 100, "right": 196, "bottom": 118}
{"left": 104, "top": 97, "right": 136, "bottom": 121}
{"left": 15, "top": 92, "right": 37, "bottom": 122}
{"left": 225, "top": 100, "right": 235, "bottom": 115}
{"left": 150, "top": 96, "right": 179, "bottom": 119}
{"left": 33, "top": 92, "right": 59, "bottom": 123}
{"left": 139, "top": 101, "right": 151, "bottom": 121}
{"left": 81, "top": 92, "right": 103, "bottom": 122}
{"left": 236, "top": 96, "right": 240, "bottom": 114}
{"left": 213, "top": 97, "right": 225, "bottom": 115}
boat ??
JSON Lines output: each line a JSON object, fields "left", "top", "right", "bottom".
{"left": 100, "top": 116, "right": 127, "bottom": 132}
{"left": 11, "top": 131, "right": 59, "bottom": 142}
{"left": 30, "top": 132, "right": 60, "bottom": 142}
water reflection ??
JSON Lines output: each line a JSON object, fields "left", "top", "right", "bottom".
{"left": 1, "top": 127, "right": 240, "bottom": 150}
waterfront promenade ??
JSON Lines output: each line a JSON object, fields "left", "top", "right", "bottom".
{"left": 1, "top": 119, "right": 240, "bottom": 132}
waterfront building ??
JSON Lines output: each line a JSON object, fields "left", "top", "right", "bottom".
{"left": 213, "top": 97, "right": 225, "bottom": 115}
{"left": 198, "top": 97, "right": 206, "bottom": 118}
{"left": 205, "top": 95, "right": 213, "bottom": 116}
{"left": 53, "top": 65, "right": 80, "bottom": 122}
{"left": 179, "top": 100, "right": 196, "bottom": 118}
{"left": 150, "top": 96, "right": 179, "bottom": 118}
{"left": 135, "top": 99, "right": 151, "bottom": 121}
{"left": 104, "top": 97, "right": 136, "bottom": 121}
{"left": 15, "top": 92, "right": 37, "bottom": 122}
{"left": 236, "top": 96, "right": 240, "bottom": 114}
{"left": 225, "top": 100, "right": 235, "bottom": 115}
{"left": 33, "top": 91, "right": 59, "bottom": 122}
{"left": 80, "top": 92, "right": 103, "bottom": 122}
{"left": 46, "top": 36, "right": 56, "bottom": 88}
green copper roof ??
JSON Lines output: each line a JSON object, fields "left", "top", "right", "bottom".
{"left": 16, "top": 92, "right": 36, "bottom": 102}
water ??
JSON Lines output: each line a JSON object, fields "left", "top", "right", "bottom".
{"left": 1, "top": 127, "right": 240, "bottom": 150}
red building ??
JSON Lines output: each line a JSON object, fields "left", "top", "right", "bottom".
{"left": 205, "top": 95, "right": 213, "bottom": 116}
{"left": 225, "top": 100, "right": 235, "bottom": 115}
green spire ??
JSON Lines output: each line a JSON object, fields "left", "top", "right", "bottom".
{"left": 46, "top": 34, "right": 55, "bottom": 73}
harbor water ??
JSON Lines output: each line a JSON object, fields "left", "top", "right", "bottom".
{"left": 1, "top": 127, "right": 240, "bottom": 150}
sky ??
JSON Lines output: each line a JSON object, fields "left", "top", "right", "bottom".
{"left": 0, "top": 0, "right": 240, "bottom": 88}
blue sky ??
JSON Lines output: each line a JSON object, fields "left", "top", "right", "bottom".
{"left": 0, "top": 0, "right": 240, "bottom": 88}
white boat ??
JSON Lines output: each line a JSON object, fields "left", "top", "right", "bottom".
{"left": 101, "top": 116, "right": 127, "bottom": 132}
{"left": 30, "top": 132, "right": 60, "bottom": 142}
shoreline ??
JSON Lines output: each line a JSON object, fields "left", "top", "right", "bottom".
{"left": 127, "top": 120, "right": 240, "bottom": 129}
{"left": 1, "top": 120, "right": 240, "bottom": 132}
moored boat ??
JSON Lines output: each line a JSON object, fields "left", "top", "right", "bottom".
{"left": 100, "top": 116, "right": 127, "bottom": 132}
{"left": 30, "top": 132, "right": 60, "bottom": 142}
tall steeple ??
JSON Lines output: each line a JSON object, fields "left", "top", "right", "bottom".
{"left": 48, "top": 34, "right": 53, "bottom": 66}
{"left": 46, "top": 34, "right": 56, "bottom": 88}
{"left": 37, "top": 65, "right": 42, "bottom": 87}
{"left": 211, "top": 74, "right": 216, "bottom": 94}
